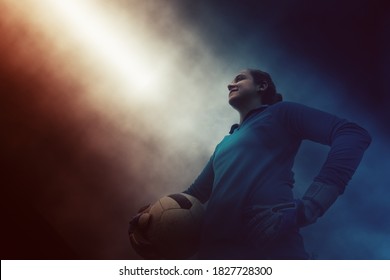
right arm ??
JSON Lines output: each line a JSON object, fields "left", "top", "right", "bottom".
{"left": 184, "top": 154, "right": 215, "bottom": 203}
{"left": 129, "top": 154, "right": 215, "bottom": 258}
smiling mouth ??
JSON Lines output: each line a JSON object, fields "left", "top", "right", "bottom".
{"left": 229, "top": 88, "right": 238, "bottom": 95}
{"left": 229, "top": 88, "right": 238, "bottom": 94}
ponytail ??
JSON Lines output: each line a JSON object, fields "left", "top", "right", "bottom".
{"left": 273, "top": 93, "right": 283, "bottom": 104}
{"left": 247, "top": 69, "right": 283, "bottom": 105}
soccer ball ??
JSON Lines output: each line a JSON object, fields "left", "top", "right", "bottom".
{"left": 146, "top": 193, "right": 205, "bottom": 259}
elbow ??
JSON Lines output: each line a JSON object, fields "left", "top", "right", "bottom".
{"left": 183, "top": 187, "right": 208, "bottom": 204}
{"left": 335, "top": 122, "right": 372, "bottom": 150}
{"left": 362, "top": 128, "right": 372, "bottom": 149}
{"left": 355, "top": 124, "right": 372, "bottom": 150}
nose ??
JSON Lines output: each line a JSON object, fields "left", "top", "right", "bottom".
{"left": 227, "top": 83, "right": 236, "bottom": 91}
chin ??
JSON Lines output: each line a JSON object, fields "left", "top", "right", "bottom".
{"left": 228, "top": 96, "right": 241, "bottom": 109}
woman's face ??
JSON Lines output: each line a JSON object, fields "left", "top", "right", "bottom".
{"left": 227, "top": 70, "right": 259, "bottom": 108}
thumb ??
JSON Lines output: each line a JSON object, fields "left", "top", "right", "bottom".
{"left": 138, "top": 213, "right": 151, "bottom": 229}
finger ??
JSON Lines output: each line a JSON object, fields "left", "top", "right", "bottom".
{"left": 129, "top": 234, "right": 160, "bottom": 259}
{"left": 243, "top": 206, "right": 270, "bottom": 217}
{"left": 128, "top": 213, "right": 142, "bottom": 234}
{"left": 138, "top": 204, "right": 151, "bottom": 213}
{"left": 130, "top": 231, "right": 152, "bottom": 247}
{"left": 128, "top": 209, "right": 152, "bottom": 234}
{"left": 246, "top": 211, "right": 273, "bottom": 229}
{"left": 271, "top": 202, "right": 297, "bottom": 212}
{"left": 138, "top": 213, "right": 151, "bottom": 229}
{"left": 249, "top": 214, "right": 278, "bottom": 238}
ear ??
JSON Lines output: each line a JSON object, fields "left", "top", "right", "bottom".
{"left": 257, "top": 80, "right": 268, "bottom": 92}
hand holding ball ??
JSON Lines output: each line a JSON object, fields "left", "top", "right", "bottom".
{"left": 129, "top": 193, "right": 205, "bottom": 259}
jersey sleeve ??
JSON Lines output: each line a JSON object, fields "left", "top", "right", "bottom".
{"left": 183, "top": 154, "right": 215, "bottom": 203}
{"left": 274, "top": 102, "right": 372, "bottom": 190}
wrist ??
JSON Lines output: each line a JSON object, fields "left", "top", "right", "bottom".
{"left": 298, "top": 182, "right": 341, "bottom": 227}
{"left": 297, "top": 199, "right": 321, "bottom": 227}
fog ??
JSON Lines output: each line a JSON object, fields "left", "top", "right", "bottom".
{"left": 1, "top": 0, "right": 388, "bottom": 259}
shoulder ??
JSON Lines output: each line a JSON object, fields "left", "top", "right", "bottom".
{"left": 268, "top": 101, "right": 309, "bottom": 111}
{"left": 266, "top": 101, "right": 308, "bottom": 118}
{"left": 268, "top": 101, "right": 334, "bottom": 118}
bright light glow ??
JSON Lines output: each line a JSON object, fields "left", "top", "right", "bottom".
{"left": 43, "top": 0, "right": 164, "bottom": 101}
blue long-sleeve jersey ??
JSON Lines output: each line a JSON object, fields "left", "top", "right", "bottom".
{"left": 185, "top": 101, "right": 371, "bottom": 259}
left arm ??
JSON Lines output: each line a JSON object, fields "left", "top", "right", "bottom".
{"left": 276, "top": 102, "right": 371, "bottom": 190}
{"left": 244, "top": 102, "right": 371, "bottom": 246}
{"left": 275, "top": 102, "right": 371, "bottom": 224}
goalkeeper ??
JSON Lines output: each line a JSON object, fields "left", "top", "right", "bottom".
{"left": 129, "top": 69, "right": 371, "bottom": 259}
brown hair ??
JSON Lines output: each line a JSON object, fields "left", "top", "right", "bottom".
{"left": 248, "top": 69, "right": 283, "bottom": 105}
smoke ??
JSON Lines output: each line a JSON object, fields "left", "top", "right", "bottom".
{"left": 1, "top": 0, "right": 388, "bottom": 259}
{"left": 1, "top": 0, "right": 235, "bottom": 259}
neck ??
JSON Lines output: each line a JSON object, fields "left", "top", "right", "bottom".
{"left": 238, "top": 103, "right": 264, "bottom": 124}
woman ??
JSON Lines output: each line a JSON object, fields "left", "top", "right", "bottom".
{"left": 129, "top": 69, "right": 371, "bottom": 259}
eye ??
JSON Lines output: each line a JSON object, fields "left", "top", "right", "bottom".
{"left": 234, "top": 74, "right": 246, "bottom": 82}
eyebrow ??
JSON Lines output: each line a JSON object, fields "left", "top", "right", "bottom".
{"left": 234, "top": 73, "right": 247, "bottom": 81}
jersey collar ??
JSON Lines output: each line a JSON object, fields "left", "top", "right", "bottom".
{"left": 229, "top": 105, "right": 269, "bottom": 134}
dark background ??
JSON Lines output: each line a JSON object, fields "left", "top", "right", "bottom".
{"left": 1, "top": 0, "right": 389, "bottom": 259}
